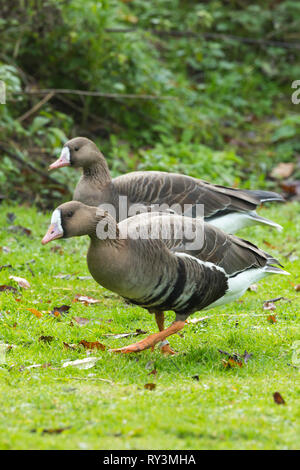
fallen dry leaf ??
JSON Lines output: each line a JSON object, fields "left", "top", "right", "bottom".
{"left": 39, "top": 335, "right": 54, "bottom": 343}
{"left": 73, "top": 294, "right": 100, "bottom": 305}
{"left": 62, "top": 357, "right": 99, "bottom": 370}
{"left": 263, "top": 301, "right": 276, "bottom": 311}
{"left": 41, "top": 426, "right": 71, "bottom": 435}
{"left": 50, "top": 245, "right": 64, "bottom": 255}
{"left": 9, "top": 276, "right": 30, "bottom": 289}
{"left": 280, "top": 180, "right": 300, "bottom": 197}
{"left": 248, "top": 284, "right": 258, "bottom": 292}
{"left": 222, "top": 358, "right": 243, "bottom": 368}
{"left": 263, "top": 240, "right": 277, "bottom": 250}
{"left": 79, "top": 340, "right": 106, "bottom": 351}
{"left": 295, "top": 284, "right": 300, "bottom": 292}
{"left": 63, "top": 342, "right": 77, "bottom": 350}
{"left": 148, "top": 369, "right": 157, "bottom": 376}
{"left": 267, "top": 314, "right": 277, "bottom": 324}
{"left": 273, "top": 391, "right": 286, "bottom": 405}
{"left": 27, "top": 308, "right": 43, "bottom": 318}
{"left": 186, "top": 316, "right": 209, "bottom": 325}
{"left": 0, "top": 285, "right": 17, "bottom": 294}
{"left": 270, "top": 162, "right": 295, "bottom": 179}
{"left": 218, "top": 349, "right": 244, "bottom": 368}
{"left": 8, "top": 225, "right": 32, "bottom": 237}
{"left": 144, "top": 383, "right": 156, "bottom": 390}
{"left": 73, "top": 316, "right": 90, "bottom": 326}
{"left": 50, "top": 305, "right": 71, "bottom": 318}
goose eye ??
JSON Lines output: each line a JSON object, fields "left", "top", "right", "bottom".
{"left": 74, "top": 146, "right": 79, "bottom": 151}
{"left": 66, "top": 211, "right": 73, "bottom": 218}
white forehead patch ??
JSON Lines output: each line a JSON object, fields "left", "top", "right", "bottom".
{"left": 60, "top": 146, "right": 70, "bottom": 162}
{"left": 51, "top": 209, "right": 63, "bottom": 233}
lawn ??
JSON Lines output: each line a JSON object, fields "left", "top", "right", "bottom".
{"left": 0, "top": 201, "right": 299, "bottom": 450}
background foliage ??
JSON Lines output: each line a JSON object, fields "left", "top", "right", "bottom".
{"left": 0, "top": 0, "right": 299, "bottom": 207}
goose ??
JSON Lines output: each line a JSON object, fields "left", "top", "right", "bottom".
{"left": 42, "top": 201, "right": 289, "bottom": 354}
{"left": 48, "top": 137, "right": 284, "bottom": 234}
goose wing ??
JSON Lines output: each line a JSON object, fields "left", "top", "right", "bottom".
{"left": 118, "top": 212, "right": 280, "bottom": 276}
{"left": 113, "top": 171, "right": 283, "bottom": 219}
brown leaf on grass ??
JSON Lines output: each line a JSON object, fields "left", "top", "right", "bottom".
{"left": 222, "top": 358, "right": 243, "bottom": 368}
{"left": 248, "top": 284, "right": 258, "bottom": 292}
{"left": 295, "top": 284, "right": 300, "bottom": 292}
{"left": 73, "top": 316, "right": 90, "bottom": 326}
{"left": 144, "top": 383, "right": 156, "bottom": 390}
{"left": 73, "top": 294, "right": 100, "bottom": 305}
{"left": 270, "top": 162, "right": 295, "bottom": 179}
{"left": 273, "top": 392, "right": 286, "bottom": 405}
{"left": 0, "top": 285, "right": 18, "bottom": 294}
{"left": 63, "top": 342, "right": 77, "bottom": 350}
{"left": 263, "top": 301, "right": 276, "bottom": 311}
{"left": 9, "top": 276, "right": 30, "bottom": 289}
{"left": 50, "top": 245, "right": 64, "bottom": 255}
{"left": 62, "top": 357, "right": 99, "bottom": 369}
{"left": 42, "top": 426, "right": 72, "bottom": 435}
{"left": 218, "top": 349, "right": 243, "bottom": 368}
{"left": 39, "top": 335, "right": 54, "bottom": 343}
{"left": 79, "top": 340, "right": 106, "bottom": 351}
{"left": 263, "top": 240, "right": 277, "bottom": 250}
{"left": 27, "top": 308, "right": 43, "bottom": 318}
{"left": 8, "top": 225, "right": 32, "bottom": 237}
{"left": 267, "top": 314, "right": 277, "bottom": 324}
{"left": 280, "top": 180, "right": 300, "bottom": 196}
{"left": 50, "top": 305, "right": 71, "bottom": 318}
{"left": 186, "top": 316, "right": 209, "bottom": 324}
{"left": 148, "top": 369, "right": 157, "bottom": 376}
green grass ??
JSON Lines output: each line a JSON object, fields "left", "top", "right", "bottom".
{"left": 0, "top": 201, "right": 299, "bottom": 450}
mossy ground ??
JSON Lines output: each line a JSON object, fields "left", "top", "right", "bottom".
{"left": 0, "top": 201, "right": 299, "bottom": 450}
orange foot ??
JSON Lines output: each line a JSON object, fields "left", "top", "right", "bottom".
{"left": 109, "top": 321, "right": 185, "bottom": 354}
{"left": 160, "top": 344, "right": 176, "bottom": 355}
{"left": 109, "top": 342, "right": 147, "bottom": 354}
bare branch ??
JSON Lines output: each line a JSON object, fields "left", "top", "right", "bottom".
{"left": 12, "top": 88, "right": 175, "bottom": 100}
{"left": 17, "top": 91, "right": 55, "bottom": 122}
{"left": 105, "top": 28, "right": 300, "bottom": 50}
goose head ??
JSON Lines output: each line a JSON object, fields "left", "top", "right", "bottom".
{"left": 49, "top": 137, "right": 102, "bottom": 171}
{"left": 42, "top": 201, "right": 117, "bottom": 245}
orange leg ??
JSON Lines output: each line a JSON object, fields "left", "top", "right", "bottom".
{"left": 155, "top": 312, "right": 176, "bottom": 355}
{"left": 110, "top": 320, "right": 185, "bottom": 354}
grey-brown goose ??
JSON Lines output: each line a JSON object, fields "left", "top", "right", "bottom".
{"left": 49, "top": 137, "right": 284, "bottom": 234}
{"left": 42, "top": 201, "right": 289, "bottom": 354}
